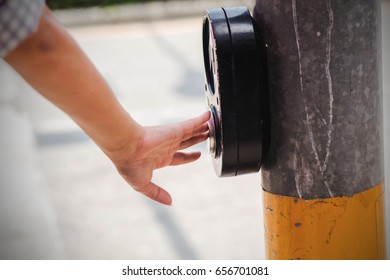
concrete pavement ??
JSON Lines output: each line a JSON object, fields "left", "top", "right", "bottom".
{"left": 53, "top": 0, "right": 255, "bottom": 26}
{"left": 0, "top": 1, "right": 389, "bottom": 260}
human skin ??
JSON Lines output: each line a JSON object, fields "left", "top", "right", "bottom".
{"left": 4, "top": 6, "right": 210, "bottom": 206}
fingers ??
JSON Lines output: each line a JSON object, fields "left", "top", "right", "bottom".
{"left": 177, "top": 112, "right": 209, "bottom": 151}
{"left": 180, "top": 111, "right": 210, "bottom": 141}
{"left": 170, "top": 151, "right": 201, "bottom": 166}
{"left": 179, "top": 131, "right": 209, "bottom": 150}
{"left": 136, "top": 182, "right": 172, "bottom": 206}
{"left": 171, "top": 113, "right": 209, "bottom": 164}
{"left": 192, "top": 123, "right": 209, "bottom": 136}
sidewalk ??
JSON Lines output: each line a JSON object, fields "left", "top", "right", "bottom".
{"left": 0, "top": 0, "right": 389, "bottom": 260}
{"left": 53, "top": 0, "right": 255, "bottom": 26}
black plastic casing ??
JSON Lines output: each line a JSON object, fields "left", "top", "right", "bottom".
{"left": 203, "top": 6, "right": 270, "bottom": 176}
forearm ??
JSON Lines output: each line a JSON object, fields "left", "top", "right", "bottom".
{"left": 4, "top": 6, "right": 142, "bottom": 158}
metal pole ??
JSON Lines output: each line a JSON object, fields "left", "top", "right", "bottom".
{"left": 253, "top": 0, "right": 386, "bottom": 259}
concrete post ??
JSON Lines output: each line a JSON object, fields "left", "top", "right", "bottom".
{"left": 253, "top": 0, "right": 386, "bottom": 259}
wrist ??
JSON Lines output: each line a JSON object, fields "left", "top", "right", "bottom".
{"left": 96, "top": 113, "right": 145, "bottom": 162}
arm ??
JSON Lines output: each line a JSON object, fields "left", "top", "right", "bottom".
{"left": 4, "top": 6, "right": 209, "bottom": 205}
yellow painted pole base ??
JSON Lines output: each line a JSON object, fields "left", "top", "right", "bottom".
{"left": 263, "top": 182, "right": 386, "bottom": 259}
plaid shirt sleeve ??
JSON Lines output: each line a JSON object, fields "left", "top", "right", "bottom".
{"left": 0, "top": 0, "right": 45, "bottom": 58}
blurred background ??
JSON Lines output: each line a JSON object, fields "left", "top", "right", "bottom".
{"left": 0, "top": 0, "right": 389, "bottom": 259}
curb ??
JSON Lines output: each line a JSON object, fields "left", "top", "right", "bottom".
{"left": 53, "top": 0, "right": 255, "bottom": 26}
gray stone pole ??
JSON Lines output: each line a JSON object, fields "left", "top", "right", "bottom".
{"left": 253, "top": 0, "right": 385, "bottom": 259}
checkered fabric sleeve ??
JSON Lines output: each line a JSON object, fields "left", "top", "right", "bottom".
{"left": 0, "top": 0, "right": 45, "bottom": 57}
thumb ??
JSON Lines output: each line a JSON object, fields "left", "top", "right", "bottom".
{"left": 136, "top": 182, "right": 172, "bottom": 206}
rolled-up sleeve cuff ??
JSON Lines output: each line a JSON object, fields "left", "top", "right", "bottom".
{"left": 0, "top": 0, "right": 45, "bottom": 58}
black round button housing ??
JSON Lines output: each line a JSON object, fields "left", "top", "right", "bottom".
{"left": 203, "top": 6, "right": 269, "bottom": 177}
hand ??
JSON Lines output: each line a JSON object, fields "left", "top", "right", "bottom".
{"left": 111, "top": 112, "right": 210, "bottom": 206}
